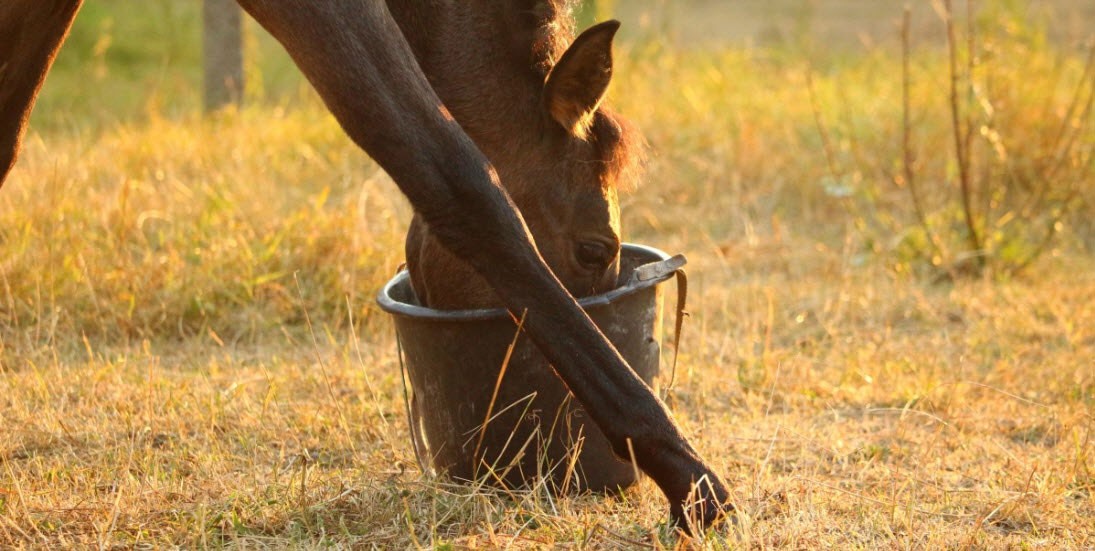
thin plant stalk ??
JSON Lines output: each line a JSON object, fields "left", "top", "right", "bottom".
{"left": 943, "top": 0, "right": 983, "bottom": 264}
{"left": 901, "top": 5, "right": 945, "bottom": 264}
{"left": 805, "top": 69, "right": 841, "bottom": 185}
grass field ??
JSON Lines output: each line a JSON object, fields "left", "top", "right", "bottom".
{"left": 1, "top": 1, "right": 1093, "bottom": 548}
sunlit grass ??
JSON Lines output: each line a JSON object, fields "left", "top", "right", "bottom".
{"left": 1, "top": 106, "right": 406, "bottom": 352}
{"left": 1, "top": 3, "right": 1092, "bottom": 548}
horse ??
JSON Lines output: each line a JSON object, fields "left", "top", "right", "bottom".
{"left": 400, "top": 12, "right": 634, "bottom": 310}
{"left": 0, "top": 0, "right": 731, "bottom": 530}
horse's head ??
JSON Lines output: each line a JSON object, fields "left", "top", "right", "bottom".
{"left": 508, "top": 19, "right": 638, "bottom": 298}
{"left": 398, "top": 2, "right": 642, "bottom": 307}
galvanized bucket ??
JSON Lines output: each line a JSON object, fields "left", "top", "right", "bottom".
{"left": 377, "top": 243, "right": 686, "bottom": 493}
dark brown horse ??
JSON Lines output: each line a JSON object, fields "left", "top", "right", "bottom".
{"left": 0, "top": 0, "right": 731, "bottom": 530}
{"left": 402, "top": 12, "right": 634, "bottom": 310}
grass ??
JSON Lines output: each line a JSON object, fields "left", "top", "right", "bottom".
{"left": 1, "top": 1, "right": 1093, "bottom": 548}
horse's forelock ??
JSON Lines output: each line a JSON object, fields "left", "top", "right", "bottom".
{"left": 524, "top": 0, "right": 577, "bottom": 76}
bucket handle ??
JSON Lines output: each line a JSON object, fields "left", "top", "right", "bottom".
{"left": 668, "top": 265, "right": 688, "bottom": 396}
{"left": 630, "top": 254, "right": 687, "bottom": 396}
{"left": 627, "top": 253, "right": 686, "bottom": 285}
{"left": 626, "top": 253, "right": 689, "bottom": 397}
{"left": 396, "top": 328, "right": 432, "bottom": 474}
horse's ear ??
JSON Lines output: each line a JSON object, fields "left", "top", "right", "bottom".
{"left": 543, "top": 20, "right": 620, "bottom": 139}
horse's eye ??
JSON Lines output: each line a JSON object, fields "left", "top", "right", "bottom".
{"left": 576, "top": 241, "right": 614, "bottom": 271}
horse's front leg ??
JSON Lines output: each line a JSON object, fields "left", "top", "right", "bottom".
{"left": 0, "top": 0, "right": 83, "bottom": 186}
{"left": 237, "top": 0, "right": 732, "bottom": 530}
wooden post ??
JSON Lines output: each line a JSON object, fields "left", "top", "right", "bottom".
{"left": 202, "top": 0, "right": 243, "bottom": 112}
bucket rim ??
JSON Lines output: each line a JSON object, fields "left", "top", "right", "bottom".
{"left": 377, "top": 242, "right": 678, "bottom": 322}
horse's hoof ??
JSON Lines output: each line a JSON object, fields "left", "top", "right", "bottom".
{"left": 670, "top": 486, "right": 736, "bottom": 535}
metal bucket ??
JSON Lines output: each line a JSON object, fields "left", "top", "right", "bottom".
{"left": 377, "top": 243, "right": 685, "bottom": 493}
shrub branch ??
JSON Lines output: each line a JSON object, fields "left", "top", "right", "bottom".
{"left": 943, "top": 0, "right": 984, "bottom": 264}
{"left": 901, "top": 5, "right": 945, "bottom": 263}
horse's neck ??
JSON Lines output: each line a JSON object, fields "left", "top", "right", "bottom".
{"left": 385, "top": 1, "right": 568, "bottom": 191}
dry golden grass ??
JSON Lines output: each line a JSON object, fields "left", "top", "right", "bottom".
{"left": 1, "top": 7, "right": 1093, "bottom": 549}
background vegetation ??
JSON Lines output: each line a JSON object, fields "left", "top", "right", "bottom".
{"left": 1, "top": 0, "right": 1091, "bottom": 547}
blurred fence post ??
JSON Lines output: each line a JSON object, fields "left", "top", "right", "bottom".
{"left": 202, "top": 0, "right": 243, "bottom": 112}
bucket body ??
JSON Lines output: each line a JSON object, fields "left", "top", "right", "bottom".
{"left": 377, "top": 243, "right": 681, "bottom": 492}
